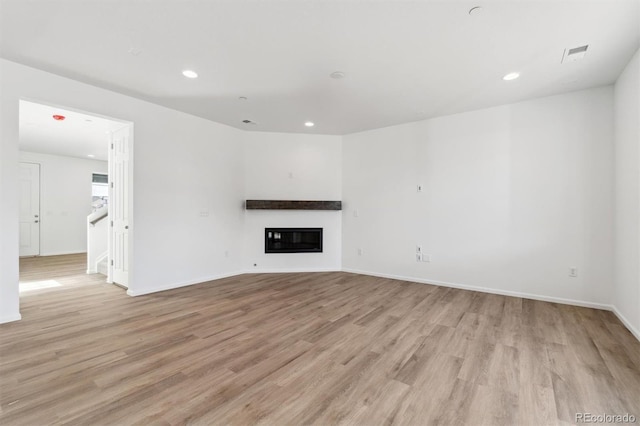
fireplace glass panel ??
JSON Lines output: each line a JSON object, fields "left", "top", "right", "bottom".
{"left": 265, "top": 228, "right": 323, "bottom": 253}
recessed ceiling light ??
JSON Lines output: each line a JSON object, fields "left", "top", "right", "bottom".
{"left": 503, "top": 72, "right": 520, "bottom": 81}
{"left": 182, "top": 70, "right": 198, "bottom": 79}
{"left": 238, "top": 96, "right": 248, "bottom": 101}
{"left": 304, "top": 121, "right": 315, "bottom": 127}
{"left": 469, "top": 6, "right": 482, "bottom": 15}
{"left": 87, "top": 154, "right": 95, "bottom": 158}
{"left": 330, "top": 71, "right": 345, "bottom": 79}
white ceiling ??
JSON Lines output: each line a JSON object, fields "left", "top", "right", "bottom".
{"left": 19, "top": 101, "right": 126, "bottom": 162}
{"left": 2, "top": 0, "right": 639, "bottom": 135}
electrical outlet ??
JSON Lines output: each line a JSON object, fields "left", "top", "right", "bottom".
{"left": 422, "top": 254, "right": 431, "bottom": 262}
{"left": 416, "top": 245, "right": 422, "bottom": 254}
{"left": 416, "top": 253, "right": 422, "bottom": 262}
{"left": 569, "top": 267, "right": 578, "bottom": 277}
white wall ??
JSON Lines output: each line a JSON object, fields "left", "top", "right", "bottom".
{"left": 1, "top": 59, "right": 246, "bottom": 320}
{"left": 343, "top": 87, "right": 614, "bottom": 307}
{"left": 614, "top": 48, "right": 640, "bottom": 338}
{"left": 243, "top": 132, "right": 342, "bottom": 271}
{"left": 0, "top": 70, "right": 20, "bottom": 323}
{"left": 1, "top": 56, "right": 636, "bottom": 341}
{"left": 19, "top": 151, "right": 107, "bottom": 256}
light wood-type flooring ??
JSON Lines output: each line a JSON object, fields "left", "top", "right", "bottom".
{"left": 1, "top": 254, "right": 639, "bottom": 425}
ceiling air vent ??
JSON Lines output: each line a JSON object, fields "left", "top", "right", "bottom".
{"left": 562, "top": 45, "right": 588, "bottom": 63}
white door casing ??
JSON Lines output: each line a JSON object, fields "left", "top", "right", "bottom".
{"left": 108, "top": 125, "right": 131, "bottom": 288}
{"left": 19, "top": 162, "right": 41, "bottom": 257}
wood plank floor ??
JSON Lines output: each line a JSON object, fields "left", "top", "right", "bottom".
{"left": 1, "top": 254, "right": 639, "bottom": 425}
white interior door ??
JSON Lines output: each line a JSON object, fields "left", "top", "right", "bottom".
{"left": 109, "top": 125, "right": 131, "bottom": 288}
{"left": 19, "top": 162, "right": 40, "bottom": 257}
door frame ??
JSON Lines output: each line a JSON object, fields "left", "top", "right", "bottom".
{"left": 107, "top": 124, "right": 133, "bottom": 288}
{"left": 17, "top": 98, "right": 135, "bottom": 292}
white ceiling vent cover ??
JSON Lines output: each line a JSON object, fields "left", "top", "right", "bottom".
{"left": 562, "top": 45, "right": 589, "bottom": 63}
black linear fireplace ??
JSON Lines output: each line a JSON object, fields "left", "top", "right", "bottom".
{"left": 265, "top": 228, "right": 323, "bottom": 253}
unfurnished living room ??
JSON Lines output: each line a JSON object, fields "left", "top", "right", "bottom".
{"left": 1, "top": 1, "right": 639, "bottom": 425}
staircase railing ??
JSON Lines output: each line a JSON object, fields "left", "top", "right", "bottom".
{"left": 87, "top": 206, "right": 109, "bottom": 275}
{"left": 89, "top": 208, "right": 108, "bottom": 226}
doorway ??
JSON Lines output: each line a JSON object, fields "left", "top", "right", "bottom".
{"left": 18, "top": 99, "right": 133, "bottom": 290}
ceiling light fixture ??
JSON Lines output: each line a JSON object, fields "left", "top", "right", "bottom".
{"left": 503, "top": 72, "right": 520, "bottom": 81}
{"left": 87, "top": 154, "right": 95, "bottom": 158}
{"left": 238, "top": 96, "right": 248, "bottom": 101}
{"left": 52, "top": 115, "right": 66, "bottom": 121}
{"left": 330, "top": 71, "right": 345, "bottom": 79}
{"left": 304, "top": 121, "right": 315, "bottom": 127}
{"left": 182, "top": 70, "right": 198, "bottom": 79}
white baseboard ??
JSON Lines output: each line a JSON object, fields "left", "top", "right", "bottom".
{"left": 39, "top": 251, "right": 86, "bottom": 257}
{"left": 611, "top": 306, "right": 640, "bottom": 342}
{"left": 126, "top": 270, "right": 246, "bottom": 296}
{"left": 245, "top": 267, "right": 340, "bottom": 274}
{"left": 341, "top": 268, "right": 613, "bottom": 311}
{"left": 86, "top": 268, "right": 97, "bottom": 274}
{"left": 0, "top": 313, "right": 22, "bottom": 324}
